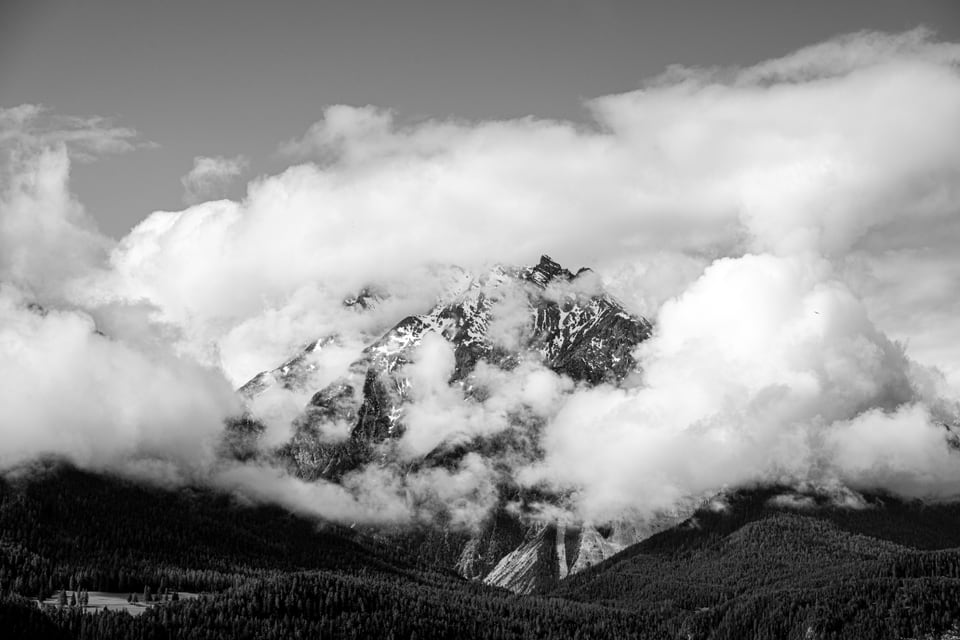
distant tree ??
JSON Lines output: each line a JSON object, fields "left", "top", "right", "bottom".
{"left": 58, "top": 590, "right": 66, "bottom": 607}
{"left": 171, "top": 591, "right": 180, "bottom": 602}
{"left": 144, "top": 585, "right": 151, "bottom": 603}
{"left": 69, "top": 592, "right": 77, "bottom": 607}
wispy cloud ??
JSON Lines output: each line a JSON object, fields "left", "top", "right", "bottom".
{"left": 0, "top": 103, "right": 149, "bottom": 164}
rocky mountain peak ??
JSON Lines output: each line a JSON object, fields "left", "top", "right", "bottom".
{"left": 231, "top": 255, "right": 662, "bottom": 593}
{"left": 521, "top": 254, "right": 575, "bottom": 288}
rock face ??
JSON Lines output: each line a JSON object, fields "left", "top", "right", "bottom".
{"left": 473, "top": 515, "right": 689, "bottom": 593}
{"left": 234, "top": 255, "right": 668, "bottom": 593}
{"left": 480, "top": 521, "right": 625, "bottom": 593}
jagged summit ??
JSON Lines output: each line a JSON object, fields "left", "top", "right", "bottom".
{"left": 521, "top": 254, "right": 575, "bottom": 287}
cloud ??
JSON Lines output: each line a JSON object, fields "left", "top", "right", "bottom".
{"left": 3, "top": 29, "right": 960, "bottom": 528}
{"left": 94, "top": 29, "right": 960, "bottom": 393}
{"left": 181, "top": 154, "right": 249, "bottom": 204}
{"left": 518, "top": 254, "right": 956, "bottom": 521}
{"left": 0, "top": 104, "right": 148, "bottom": 303}
{"left": 403, "top": 452, "right": 500, "bottom": 529}
{"left": 396, "top": 333, "right": 499, "bottom": 459}
{"left": 212, "top": 462, "right": 411, "bottom": 525}
{"left": 0, "top": 145, "right": 110, "bottom": 302}
{"left": 278, "top": 104, "right": 398, "bottom": 161}
{"left": 591, "top": 36, "right": 960, "bottom": 258}
{"left": 738, "top": 27, "right": 960, "bottom": 85}
{"left": 394, "top": 334, "right": 572, "bottom": 461}
{"left": 0, "top": 103, "right": 146, "bottom": 164}
{"left": 0, "top": 284, "right": 241, "bottom": 474}
{"left": 825, "top": 404, "right": 960, "bottom": 498}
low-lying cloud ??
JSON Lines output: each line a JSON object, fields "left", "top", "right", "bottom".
{"left": 1, "top": 27, "right": 960, "bottom": 528}
{"left": 0, "top": 284, "right": 239, "bottom": 473}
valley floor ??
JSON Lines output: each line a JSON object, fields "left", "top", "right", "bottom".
{"left": 38, "top": 591, "right": 199, "bottom": 617}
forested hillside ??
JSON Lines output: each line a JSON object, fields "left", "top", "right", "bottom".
{"left": 7, "top": 468, "right": 960, "bottom": 639}
{"left": 554, "top": 487, "right": 960, "bottom": 639}
{"left": 0, "top": 463, "right": 668, "bottom": 639}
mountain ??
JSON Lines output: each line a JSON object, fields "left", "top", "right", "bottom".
{"left": 231, "top": 255, "right": 665, "bottom": 593}
{"left": 244, "top": 255, "right": 648, "bottom": 450}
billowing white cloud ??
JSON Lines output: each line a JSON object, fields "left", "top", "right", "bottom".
{"left": 0, "top": 145, "right": 109, "bottom": 302}
{"left": 181, "top": 154, "right": 249, "bottom": 204}
{"left": 520, "top": 254, "right": 960, "bottom": 521}
{"left": 0, "top": 284, "right": 241, "bottom": 473}
{"left": 92, "top": 29, "right": 960, "bottom": 392}
{"left": 0, "top": 104, "right": 145, "bottom": 302}
{"left": 395, "top": 334, "right": 573, "bottom": 461}
{"left": 2, "top": 28, "right": 960, "bottom": 527}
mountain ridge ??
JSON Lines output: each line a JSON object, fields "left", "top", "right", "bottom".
{"left": 230, "top": 255, "right": 660, "bottom": 593}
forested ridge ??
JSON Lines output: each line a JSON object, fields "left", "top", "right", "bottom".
{"left": 6, "top": 466, "right": 960, "bottom": 638}
{"left": 0, "top": 463, "right": 667, "bottom": 639}
{"left": 553, "top": 487, "right": 960, "bottom": 639}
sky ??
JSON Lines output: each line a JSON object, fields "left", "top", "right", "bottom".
{"left": 3, "top": 1, "right": 960, "bottom": 526}
{"left": 2, "top": 0, "right": 958, "bottom": 236}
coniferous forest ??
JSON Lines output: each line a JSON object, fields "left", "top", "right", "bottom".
{"left": 4, "top": 464, "right": 960, "bottom": 638}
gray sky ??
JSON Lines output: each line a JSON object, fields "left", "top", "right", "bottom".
{"left": 3, "top": 0, "right": 958, "bottom": 236}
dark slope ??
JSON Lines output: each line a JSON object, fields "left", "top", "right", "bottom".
{"left": 9, "top": 469, "right": 960, "bottom": 638}
{"left": 2, "top": 575, "right": 668, "bottom": 640}
{"left": 0, "top": 461, "right": 415, "bottom": 597}
{"left": 0, "top": 464, "right": 674, "bottom": 640}
{"left": 553, "top": 487, "right": 960, "bottom": 639}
